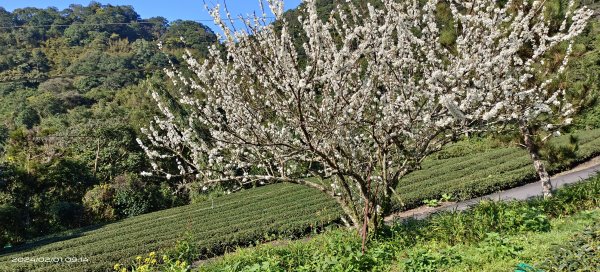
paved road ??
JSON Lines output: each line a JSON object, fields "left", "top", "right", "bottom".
{"left": 390, "top": 159, "right": 600, "bottom": 221}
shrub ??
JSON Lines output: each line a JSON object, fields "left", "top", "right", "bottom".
{"left": 401, "top": 248, "right": 461, "bottom": 272}
{"left": 84, "top": 176, "right": 179, "bottom": 222}
{"left": 83, "top": 183, "right": 117, "bottom": 222}
{"left": 538, "top": 220, "right": 600, "bottom": 271}
{"left": 48, "top": 202, "right": 85, "bottom": 230}
{"left": 422, "top": 203, "right": 550, "bottom": 245}
{"left": 112, "top": 174, "right": 176, "bottom": 218}
{"left": 0, "top": 204, "right": 24, "bottom": 248}
{"left": 163, "top": 233, "right": 199, "bottom": 264}
{"left": 114, "top": 188, "right": 151, "bottom": 218}
{"left": 114, "top": 251, "right": 190, "bottom": 272}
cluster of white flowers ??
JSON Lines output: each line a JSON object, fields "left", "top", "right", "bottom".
{"left": 138, "top": 0, "right": 591, "bottom": 229}
{"left": 445, "top": 0, "right": 590, "bottom": 131}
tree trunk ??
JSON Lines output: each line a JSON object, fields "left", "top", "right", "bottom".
{"left": 93, "top": 138, "right": 100, "bottom": 177}
{"left": 361, "top": 198, "right": 379, "bottom": 254}
{"left": 520, "top": 124, "right": 553, "bottom": 198}
{"left": 532, "top": 156, "right": 552, "bottom": 198}
{"left": 340, "top": 201, "right": 361, "bottom": 229}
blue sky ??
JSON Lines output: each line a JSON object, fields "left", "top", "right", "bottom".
{"left": 0, "top": 0, "right": 303, "bottom": 34}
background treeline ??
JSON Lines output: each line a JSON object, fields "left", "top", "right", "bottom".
{"left": 1, "top": 0, "right": 600, "bottom": 249}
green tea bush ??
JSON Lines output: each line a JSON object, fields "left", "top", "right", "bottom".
{"left": 0, "top": 183, "right": 342, "bottom": 272}
{"left": 538, "top": 220, "right": 600, "bottom": 271}
{"left": 394, "top": 129, "right": 600, "bottom": 211}
{"left": 432, "top": 138, "right": 501, "bottom": 160}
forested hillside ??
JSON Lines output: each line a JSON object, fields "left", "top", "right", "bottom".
{"left": 0, "top": 2, "right": 218, "bottom": 246}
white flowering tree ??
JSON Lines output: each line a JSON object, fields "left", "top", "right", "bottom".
{"left": 138, "top": 0, "right": 591, "bottom": 235}
{"left": 428, "top": 0, "right": 592, "bottom": 198}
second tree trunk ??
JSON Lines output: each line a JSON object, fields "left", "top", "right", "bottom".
{"left": 520, "top": 124, "right": 553, "bottom": 198}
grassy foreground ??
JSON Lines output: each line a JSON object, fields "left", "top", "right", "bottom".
{"left": 439, "top": 210, "right": 600, "bottom": 271}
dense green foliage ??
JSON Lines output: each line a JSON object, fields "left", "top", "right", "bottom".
{"left": 538, "top": 220, "right": 600, "bottom": 271}
{"left": 0, "top": 2, "right": 218, "bottom": 244}
{"left": 0, "top": 183, "right": 342, "bottom": 272}
{"left": 194, "top": 175, "right": 600, "bottom": 272}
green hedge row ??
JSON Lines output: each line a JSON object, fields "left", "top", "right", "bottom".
{"left": 0, "top": 183, "right": 342, "bottom": 272}
{"left": 392, "top": 129, "right": 600, "bottom": 211}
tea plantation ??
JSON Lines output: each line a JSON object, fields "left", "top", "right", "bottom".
{"left": 394, "top": 129, "right": 600, "bottom": 210}
{"left": 1, "top": 129, "right": 600, "bottom": 272}
{"left": 0, "top": 184, "right": 342, "bottom": 272}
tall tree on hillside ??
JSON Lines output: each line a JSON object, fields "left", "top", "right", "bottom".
{"left": 432, "top": 0, "right": 593, "bottom": 198}
{"left": 139, "top": 0, "right": 591, "bottom": 236}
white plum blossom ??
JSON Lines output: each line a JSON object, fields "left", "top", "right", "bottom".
{"left": 435, "top": 0, "right": 592, "bottom": 198}
{"left": 138, "top": 0, "right": 591, "bottom": 232}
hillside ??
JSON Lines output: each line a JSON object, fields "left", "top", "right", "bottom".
{"left": 1, "top": 0, "right": 600, "bottom": 271}
{"left": 0, "top": 2, "right": 218, "bottom": 245}
{"left": 197, "top": 178, "right": 600, "bottom": 271}
{"left": 2, "top": 129, "right": 600, "bottom": 271}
